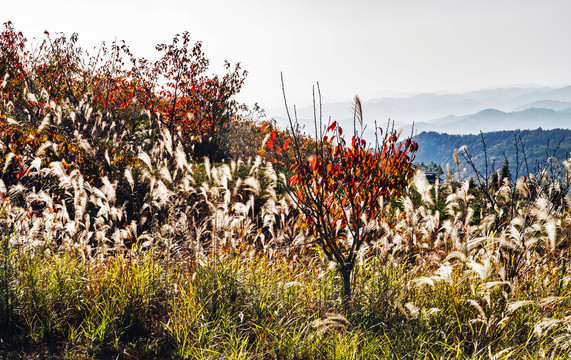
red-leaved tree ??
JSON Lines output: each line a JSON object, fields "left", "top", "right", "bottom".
{"left": 268, "top": 83, "right": 418, "bottom": 302}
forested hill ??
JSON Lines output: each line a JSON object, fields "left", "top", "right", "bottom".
{"left": 413, "top": 128, "right": 571, "bottom": 178}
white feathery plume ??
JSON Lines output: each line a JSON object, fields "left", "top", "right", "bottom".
{"left": 411, "top": 262, "right": 454, "bottom": 289}
{"left": 243, "top": 176, "right": 261, "bottom": 196}
{"left": 161, "top": 127, "right": 173, "bottom": 156}
{"left": 466, "top": 256, "right": 492, "bottom": 281}
{"left": 49, "top": 162, "right": 70, "bottom": 188}
{"left": 138, "top": 151, "right": 153, "bottom": 171}
{"left": 74, "top": 191, "right": 88, "bottom": 222}
{"left": 553, "top": 332, "right": 571, "bottom": 352}
{"left": 404, "top": 302, "right": 420, "bottom": 319}
{"left": 232, "top": 178, "right": 243, "bottom": 198}
{"left": 6, "top": 118, "right": 19, "bottom": 125}
{"left": 411, "top": 276, "right": 435, "bottom": 288}
{"left": 260, "top": 133, "right": 270, "bottom": 151}
{"left": 223, "top": 187, "right": 231, "bottom": 206}
{"left": 264, "top": 162, "right": 277, "bottom": 183}
{"left": 534, "top": 318, "right": 562, "bottom": 339}
{"left": 507, "top": 300, "right": 535, "bottom": 314}
{"left": 434, "top": 263, "right": 453, "bottom": 283}
{"left": 90, "top": 186, "right": 106, "bottom": 200}
{"left": 421, "top": 209, "right": 439, "bottom": 235}
{"left": 151, "top": 180, "right": 173, "bottom": 208}
{"left": 215, "top": 164, "right": 231, "bottom": 189}
{"left": 204, "top": 157, "right": 211, "bottom": 180}
{"left": 160, "top": 167, "right": 173, "bottom": 184}
{"left": 539, "top": 296, "right": 564, "bottom": 308}
{"left": 84, "top": 106, "right": 93, "bottom": 121}
{"left": 544, "top": 219, "right": 557, "bottom": 250}
{"left": 39, "top": 88, "right": 49, "bottom": 103}
{"left": 210, "top": 165, "right": 221, "bottom": 187}
{"left": 55, "top": 105, "right": 62, "bottom": 124}
{"left": 413, "top": 171, "right": 432, "bottom": 204}
{"left": 27, "top": 190, "right": 53, "bottom": 209}
{"left": 3, "top": 153, "right": 16, "bottom": 172}
{"left": 37, "top": 115, "right": 50, "bottom": 133}
{"left": 35, "top": 141, "right": 53, "bottom": 156}
{"left": 532, "top": 196, "right": 551, "bottom": 221}
{"left": 1, "top": 73, "right": 8, "bottom": 88}
{"left": 65, "top": 221, "right": 77, "bottom": 238}
{"left": 124, "top": 168, "right": 134, "bottom": 192}
{"left": 445, "top": 250, "right": 467, "bottom": 263}
{"left": 250, "top": 155, "right": 262, "bottom": 174}
{"left": 104, "top": 149, "right": 111, "bottom": 166}
{"left": 467, "top": 236, "right": 488, "bottom": 251}
{"left": 78, "top": 138, "right": 94, "bottom": 156}
{"left": 461, "top": 180, "right": 473, "bottom": 202}
{"left": 482, "top": 281, "right": 509, "bottom": 293}
{"left": 479, "top": 214, "right": 496, "bottom": 233}
{"left": 101, "top": 177, "right": 116, "bottom": 204}
{"left": 27, "top": 92, "right": 38, "bottom": 104}
{"left": 175, "top": 142, "right": 187, "bottom": 170}
{"left": 28, "top": 157, "right": 42, "bottom": 173}
{"left": 465, "top": 299, "right": 487, "bottom": 323}
{"left": 109, "top": 206, "right": 124, "bottom": 222}
{"left": 422, "top": 308, "right": 441, "bottom": 321}
{"left": 8, "top": 183, "right": 26, "bottom": 197}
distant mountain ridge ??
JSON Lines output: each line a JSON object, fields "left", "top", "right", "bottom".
{"left": 268, "top": 85, "right": 571, "bottom": 137}
{"left": 410, "top": 107, "right": 571, "bottom": 135}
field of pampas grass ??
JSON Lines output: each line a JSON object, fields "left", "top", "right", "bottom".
{"left": 2, "top": 22, "right": 571, "bottom": 359}
{"left": 2, "top": 144, "right": 571, "bottom": 358}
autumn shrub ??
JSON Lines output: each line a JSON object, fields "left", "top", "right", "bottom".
{"left": 0, "top": 21, "right": 251, "bottom": 251}
{"left": 266, "top": 88, "right": 418, "bottom": 302}
{"left": 0, "top": 20, "right": 245, "bottom": 201}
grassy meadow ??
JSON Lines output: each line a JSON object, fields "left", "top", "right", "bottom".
{"left": 2, "top": 158, "right": 571, "bottom": 359}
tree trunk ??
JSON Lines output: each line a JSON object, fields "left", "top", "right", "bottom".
{"left": 341, "top": 266, "right": 352, "bottom": 305}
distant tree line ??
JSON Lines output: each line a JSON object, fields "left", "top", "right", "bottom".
{"left": 413, "top": 128, "right": 571, "bottom": 180}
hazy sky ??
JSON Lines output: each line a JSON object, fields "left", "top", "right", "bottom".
{"left": 4, "top": 0, "right": 571, "bottom": 111}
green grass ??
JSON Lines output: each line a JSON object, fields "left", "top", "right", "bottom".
{"left": 1, "top": 245, "right": 570, "bottom": 359}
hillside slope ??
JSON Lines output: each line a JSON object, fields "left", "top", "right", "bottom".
{"left": 413, "top": 128, "right": 571, "bottom": 178}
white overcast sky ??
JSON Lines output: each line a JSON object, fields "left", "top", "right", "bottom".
{"left": 3, "top": 0, "right": 571, "bottom": 110}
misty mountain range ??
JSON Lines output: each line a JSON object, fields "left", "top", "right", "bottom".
{"left": 268, "top": 85, "right": 571, "bottom": 137}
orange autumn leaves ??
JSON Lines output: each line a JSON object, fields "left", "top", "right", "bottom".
{"left": 0, "top": 21, "right": 247, "bottom": 190}
{"left": 261, "top": 123, "right": 290, "bottom": 155}
{"left": 266, "top": 118, "right": 418, "bottom": 258}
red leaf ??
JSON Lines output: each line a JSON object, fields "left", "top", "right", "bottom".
{"left": 260, "top": 123, "right": 269, "bottom": 132}
{"left": 327, "top": 121, "right": 337, "bottom": 132}
{"left": 271, "top": 131, "right": 276, "bottom": 141}
{"left": 268, "top": 139, "right": 274, "bottom": 150}
{"left": 277, "top": 146, "right": 282, "bottom": 155}
{"left": 283, "top": 139, "right": 290, "bottom": 150}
